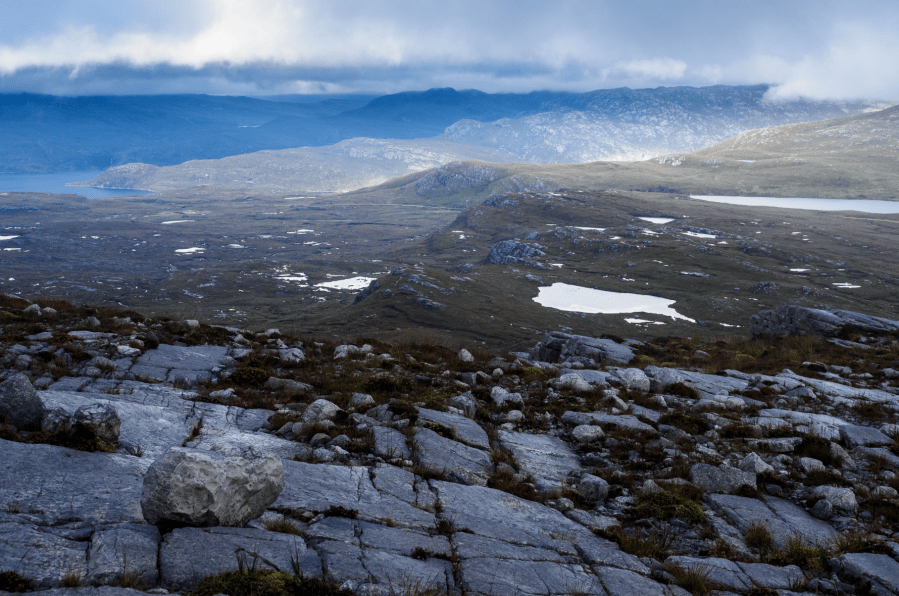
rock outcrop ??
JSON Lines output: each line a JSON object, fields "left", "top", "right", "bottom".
{"left": 3, "top": 299, "right": 899, "bottom": 595}
{"left": 531, "top": 331, "right": 636, "bottom": 365}
{"left": 751, "top": 304, "right": 899, "bottom": 337}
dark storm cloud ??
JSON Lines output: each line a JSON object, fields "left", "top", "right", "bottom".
{"left": 0, "top": 0, "right": 897, "bottom": 99}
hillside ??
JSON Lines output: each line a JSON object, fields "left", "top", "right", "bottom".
{"left": 72, "top": 138, "right": 517, "bottom": 194}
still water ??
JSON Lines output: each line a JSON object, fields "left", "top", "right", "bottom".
{"left": 690, "top": 195, "right": 899, "bottom": 214}
{"left": 0, "top": 171, "right": 151, "bottom": 199}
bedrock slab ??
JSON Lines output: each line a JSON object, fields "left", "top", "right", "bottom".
{"left": 272, "top": 462, "right": 435, "bottom": 530}
{"left": 497, "top": 430, "right": 581, "bottom": 492}
{"left": 706, "top": 493, "right": 837, "bottom": 547}
{"left": 0, "top": 438, "right": 149, "bottom": 524}
{"left": 160, "top": 526, "right": 321, "bottom": 591}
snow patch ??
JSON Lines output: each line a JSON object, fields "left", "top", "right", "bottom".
{"left": 174, "top": 247, "right": 205, "bottom": 254}
{"left": 315, "top": 276, "right": 376, "bottom": 290}
{"left": 533, "top": 283, "right": 695, "bottom": 322}
{"left": 638, "top": 217, "right": 675, "bottom": 224}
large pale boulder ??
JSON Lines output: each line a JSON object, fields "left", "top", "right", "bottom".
{"left": 141, "top": 448, "right": 284, "bottom": 527}
{"left": 0, "top": 373, "right": 46, "bottom": 429}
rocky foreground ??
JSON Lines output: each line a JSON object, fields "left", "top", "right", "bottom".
{"left": 2, "top": 295, "right": 899, "bottom": 596}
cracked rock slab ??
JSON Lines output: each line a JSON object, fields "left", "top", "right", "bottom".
{"left": 273, "top": 462, "right": 435, "bottom": 529}
{"left": 496, "top": 430, "right": 581, "bottom": 492}
{"left": 460, "top": 557, "right": 606, "bottom": 596}
{"left": 0, "top": 438, "right": 149, "bottom": 524}
{"left": 160, "top": 526, "right": 321, "bottom": 591}
{"left": 413, "top": 428, "right": 492, "bottom": 486}
{"left": 706, "top": 493, "right": 837, "bottom": 548}
{"left": 415, "top": 407, "right": 490, "bottom": 449}
{"left": 0, "top": 519, "right": 89, "bottom": 588}
{"left": 85, "top": 524, "right": 160, "bottom": 587}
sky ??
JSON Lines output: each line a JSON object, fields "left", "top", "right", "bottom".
{"left": 1, "top": 0, "right": 897, "bottom": 100}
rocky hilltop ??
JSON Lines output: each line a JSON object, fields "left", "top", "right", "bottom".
{"left": 2, "top": 296, "right": 899, "bottom": 596}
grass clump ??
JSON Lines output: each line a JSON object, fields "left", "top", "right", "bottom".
{"left": 602, "top": 526, "right": 672, "bottom": 560}
{"left": 0, "top": 421, "right": 117, "bottom": 454}
{"left": 190, "top": 569, "right": 353, "bottom": 596}
{"left": 665, "top": 562, "right": 711, "bottom": 596}
{"left": 264, "top": 516, "right": 304, "bottom": 536}
{"left": 852, "top": 400, "right": 888, "bottom": 423}
{"left": 831, "top": 528, "right": 891, "bottom": 555}
{"left": 658, "top": 412, "right": 708, "bottom": 435}
{"left": 486, "top": 468, "right": 540, "bottom": 502}
{"left": 633, "top": 485, "right": 706, "bottom": 525}
{"left": 665, "top": 382, "right": 700, "bottom": 400}
{"left": 324, "top": 506, "right": 358, "bottom": 519}
{"left": 230, "top": 366, "right": 271, "bottom": 388}
{"left": 743, "top": 522, "right": 773, "bottom": 552}
{"left": 0, "top": 571, "right": 32, "bottom": 592}
{"left": 794, "top": 434, "right": 834, "bottom": 467}
{"left": 766, "top": 534, "right": 829, "bottom": 572}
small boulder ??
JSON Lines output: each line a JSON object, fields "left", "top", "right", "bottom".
{"left": 872, "top": 486, "right": 899, "bottom": 500}
{"left": 798, "top": 457, "right": 825, "bottom": 474}
{"left": 811, "top": 498, "right": 834, "bottom": 520}
{"left": 500, "top": 410, "right": 525, "bottom": 423}
{"left": 279, "top": 348, "right": 305, "bottom": 363}
{"left": 458, "top": 348, "right": 474, "bottom": 363}
{"left": 23, "top": 303, "right": 41, "bottom": 314}
{"left": 448, "top": 392, "right": 478, "bottom": 418}
{"left": 739, "top": 453, "right": 774, "bottom": 475}
{"left": 690, "top": 463, "right": 756, "bottom": 494}
{"left": 73, "top": 403, "right": 121, "bottom": 444}
{"left": 0, "top": 373, "right": 46, "bottom": 429}
{"left": 579, "top": 474, "right": 610, "bottom": 502}
{"left": 609, "top": 367, "right": 650, "bottom": 392}
{"left": 554, "top": 373, "right": 593, "bottom": 393}
{"left": 810, "top": 485, "right": 857, "bottom": 512}
{"left": 263, "top": 377, "right": 311, "bottom": 395}
{"left": 490, "top": 386, "right": 524, "bottom": 407}
{"left": 301, "top": 399, "right": 343, "bottom": 424}
{"left": 572, "top": 424, "right": 605, "bottom": 444}
{"left": 140, "top": 448, "right": 284, "bottom": 527}
{"left": 41, "top": 407, "right": 70, "bottom": 435}
{"left": 349, "top": 393, "right": 376, "bottom": 408}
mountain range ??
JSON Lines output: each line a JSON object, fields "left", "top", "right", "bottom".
{"left": 0, "top": 86, "right": 886, "bottom": 174}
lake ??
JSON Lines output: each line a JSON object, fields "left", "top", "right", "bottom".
{"left": 0, "top": 171, "right": 151, "bottom": 199}
{"left": 690, "top": 195, "right": 899, "bottom": 214}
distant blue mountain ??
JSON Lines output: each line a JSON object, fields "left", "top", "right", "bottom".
{"left": 0, "top": 86, "right": 883, "bottom": 173}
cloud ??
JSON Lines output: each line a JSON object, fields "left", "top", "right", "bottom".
{"left": 764, "top": 25, "right": 899, "bottom": 100}
{"left": 0, "top": 0, "right": 896, "bottom": 99}
{"left": 610, "top": 58, "right": 687, "bottom": 81}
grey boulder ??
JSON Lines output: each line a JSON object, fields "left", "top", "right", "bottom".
{"left": 690, "top": 463, "right": 756, "bottom": 494}
{"left": 301, "top": 399, "right": 343, "bottom": 424}
{"left": 0, "top": 373, "right": 46, "bottom": 429}
{"left": 140, "top": 447, "right": 284, "bottom": 527}
{"left": 72, "top": 403, "right": 122, "bottom": 443}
